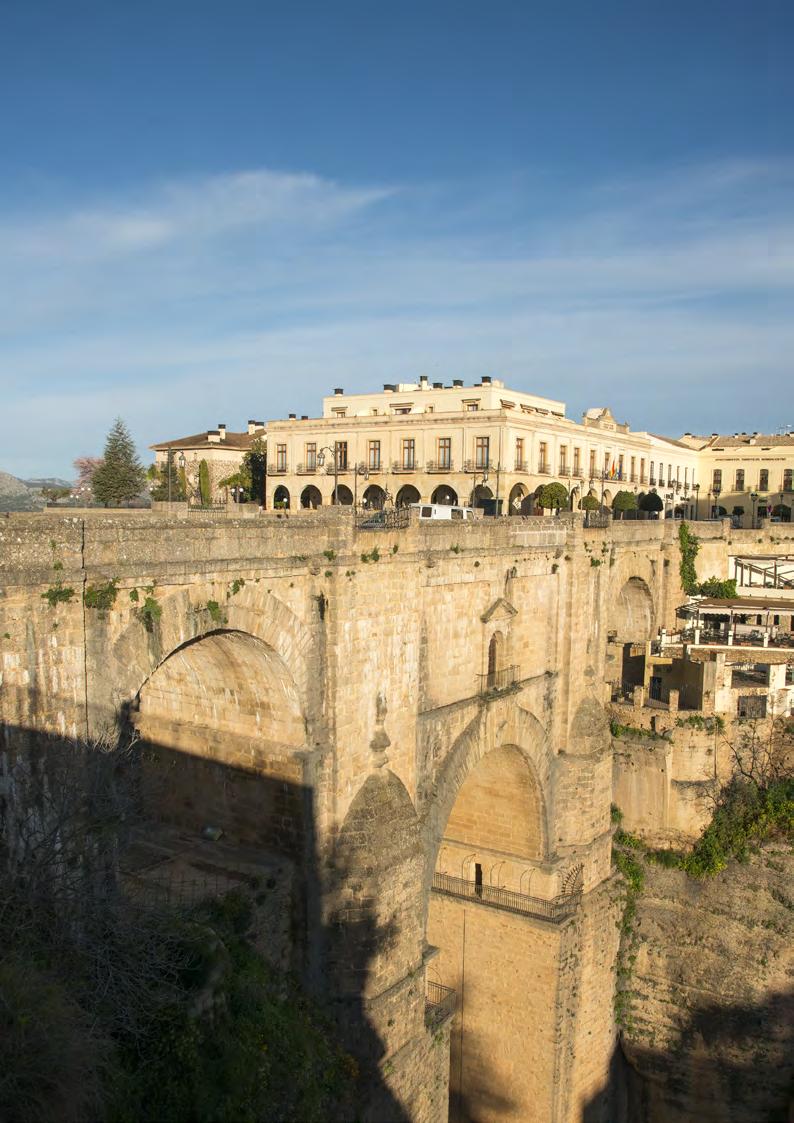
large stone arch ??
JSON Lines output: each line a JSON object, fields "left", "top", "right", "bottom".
{"left": 131, "top": 628, "right": 309, "bottom": 853}
{"left": 424, "top": 703, "right": 551, "bottom": 909}
{"left": 104, "top": 582, "right": 314, "bottom": 722}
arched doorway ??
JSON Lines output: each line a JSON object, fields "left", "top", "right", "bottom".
{"left": 431, "top": 484, "right": 458, "bottom": 506}
{"left": 132, "top": 630, "right": 306, "bottom": 852}
{"left": 333, "top": 484, "right": 354, "bottom": 505}
{"left": 396, "top": 484, "right": 420, "bottom": 507}
{"left": 471, "top": 484, "right": 493, "bottom": 510}
{"left": 428, "top": 744, "right": 547, "bottom": 1121}
{"left": 300, "top": 485, "right": 322, "bottom": 509}
{"left": 609, "top": 577, "right": 655, "bottom": 695}
{"left": 508, "top": 482, "right": 531, "bottom": 515}
{"left": 273, "top": 485, "right": 291, "bottom": 509}
{"left": 362, "top": 484, "right": 386, "bottom": 510}
{"left": 487, "top": 631, "right": 504, "bottom": 688}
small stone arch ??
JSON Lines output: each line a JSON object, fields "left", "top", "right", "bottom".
{"left": 300, "top": 484, "right": 322, "bottom": 509}
{"left": 396, "top": 484, "right": 420, "bottom": 507}
{"left": 508, "top": 482, "right": 531, "bottom": 515}
{"left": 273, "top": 484, "right": 291, "bottom": 509}
{"left": 333, "top": 484, "right": 354, "bottom": 505}
{"left": 610, "top": 576, "right": 655, "bottom": 643}
{"left": 431, "top": 483, "right": 458, "bottom": 506}
{"left": 471, "top": 484, "right": 493, "bottom": 509}
{"left": 602, "top": 488, "right": 612, "bottom": 509}
{"left": 362, "top": 484, "right": 386, "bottom": 509}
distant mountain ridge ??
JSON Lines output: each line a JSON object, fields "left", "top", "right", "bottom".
{"left": 23, "top": 477, "right": 72, "bottom": 489}
{"left": 0, "top": 471, "right": 46, "bottom": 511}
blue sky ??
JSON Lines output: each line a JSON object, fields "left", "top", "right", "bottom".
{"left": 1, "top": 0, "right": 792, "bottom": 478}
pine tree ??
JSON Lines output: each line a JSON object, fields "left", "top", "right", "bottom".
{"left": 91, "top": 419, "right": 146, "bottom": 507}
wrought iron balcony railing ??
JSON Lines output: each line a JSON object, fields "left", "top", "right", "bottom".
{"left": 425, "top": 981, "right": 457, "bottom": 1029}
{"left": 355, "top": 507, "right": 412, "bottom": 530}
{"left": 514, "top": 460, "right": 528, "bottom": 473}
{"left": 296, "top": 463, "right": 317, "bottom": 475}
{"left": 477, "top": 664, "right": 519, "bottom": 695}
{"left": 426, "top": 459, "right": 454, "bottom": 473}
{"left": 392, "top": 460, "right": 417, "bottom": 473}
{"left": 270, "top": 464, "right": 288, "bottom": 475}
{"left": 432, "top": 872, "right": 581, "bottom": 923}
{"left": 537, "top": 462, "right": 551, "bottom": 475}
{"left": 463, "top": 459, "right": 491, "bottom": 473}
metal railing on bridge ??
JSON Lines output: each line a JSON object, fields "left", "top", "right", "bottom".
{"left": 432, "top": 872, "right": 581, "bottom": 923}
{"left": 424, "top": 981, "right": 457, "bottom": 1029}
{"left": 354, "top": 507, "right": 412, "bottom": 531}
{"left": 477, "top": 665, "right": 520, "bottom": 696}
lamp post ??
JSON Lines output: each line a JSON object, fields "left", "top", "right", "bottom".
{"left": 751, "top": 491, "right": 759, "bottom": 529}
{"left": 167, "top": 447, "right": 174, "bottom": 504}
{"left": 472, "top": 469, "right": 489, "bottom": 510}
{"left": 317, "top": 446, "right": 339, "bottom": 504}
{"left": 713, "top": 485, "right": 722, "bottom": 519}
{"left": 694, "top": 482, "right": 700, "bottom": 521}
{"left": 353, "top": 462, "right": 369, "bottom": 508}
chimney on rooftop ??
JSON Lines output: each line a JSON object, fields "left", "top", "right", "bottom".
{"left": 419, "top": 375, "right": 428, "bottom": 388}
{"left": 218, "top": 423, "right": 226, "bottom": 440}
{"left": 301, "top": 414, "right": 308, "bottom": 420}
{"left": 482, "top": 375, "right": 492, "bottom": 384}
{"left": 334, "top": 387, "right": 344, "bottom": 396}
{"left": 453, "top": 379, "right": 463, "bottom": 387}
{"left": 433, "top": 381, "right": 443, "bottom": 389}
{"left": 383, "top": 383, "right": 394, "bottom": 393}
{"left": 288, "top": 413, "right": 296, "bottom": 420}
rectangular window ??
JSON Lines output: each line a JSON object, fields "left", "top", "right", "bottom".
{"left": 437, "top": 437, "right": 451, "bottom": 469}
{"left": 604, "top": 451, "right": 610, "bottom": 474}
{"left": 475, "top": 436, "right": 490, "bottom": 469}
{"left": 573, "top": 447, "right": 581, "bottom": 475}
{"left": 515, "top": 437, "right": 524, "bottom": 469}
{"left": 368, "top": 440, "right": 381, "bottom": 470}
{"left": 668, "top": 466, "right": 674, "bottom": 486}
{"left": 589, "top": 449, "right": 596, "bottom": 477}
{"left": 650, "top": 460, "right": 655, "bottom": 483}
{"left": 539, "top": 441, "right": 548, "bottom": 473}
{"left": 618, "top": 454, "right": 624, "bottom": 480}
{"left": 559, "top": 446, "right": 568, "bottom": 473}
{"left": 402, "top": 439, "right": 416, "bottom": 469}
{"left": 630, "top": 456, "right": 636, "bottom": 481}
{"left": 640, "top": 458, "right": 646, "bottom": 482}
{"left": 684, "top": 466, "right": 688, "bottom": 488}
{"left": 394, "top": 407, "right": 411, "bottom": 415}
{"left": 735, "top": 469, "right": 745, "bottom": 491}
{"left": 659, "top": 463, "right": 664, "bottom": 486}
{"left": 305, "top": 442, "right": 316, "bottom": 470}
{"left": 712, "top": 468, "right": 722, "bottom": 490}
{"left": 466, "top": 402, "right": 479, "bottom": 412}
{"left": 784, "top": 469, "right": 793, "bottom": 491}
{"left": 335, "top": 441, "right": 348, "bottom": 470}
{"left": 276, "top": 444, "right": 287, "bottom": 471}
{"left": 759, "top": 468, "right": 769, "bottom": 491}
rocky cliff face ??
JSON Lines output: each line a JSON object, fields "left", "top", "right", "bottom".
{"left": 619, "top": 846, "right": 793, "bottom": 1123}
{"left": 0, "top": 471, "right": 44, "bottom": 511}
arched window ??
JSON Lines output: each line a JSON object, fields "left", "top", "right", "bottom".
{"left": 487, "top": 632, "right": 504, "bottom": 689}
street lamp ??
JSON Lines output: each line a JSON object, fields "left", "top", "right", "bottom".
{"left": 353, "top": 462, "right": 369, "bottom": 508}
{"left": 472, "top": 469, "right": 489, "bottom": 509}
{"left": 694, "top": 482, "right": 700, "bottom": 521}
{"left": 317, "top": 446, "right": 339, "bottom": 505}
{"left": 713, "top": 485, "right": 722, "bottom": 519}
{"left": 751, "top": 491, "right": 759, "bottom": 529}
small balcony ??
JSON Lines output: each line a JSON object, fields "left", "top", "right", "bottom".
{"left": 425, "top": 981, "right": 457, "bottom": 1030}
{"left": 478, "top": 665, "right": 520, "bottom": 696}
{"left": 391, "top": 460, "right": 418, "bottom": 474}
{"left": 270, "top": 463, "right": 288, "bottom": 475}
{"left": 426, "top": 459, "right": 454, "bottom": 473}
{"left": 558, "top": 465, "right": 571, "bottom": 478}
{"left": 513, "top": 460, "right": 528, "bottom": 473}
{"left": 431, "top": 872, "right": 580, "bottom": 924}
{"left": 537, "top": 462, "right": 551, "bottom": 475}
{"left": 463, "top": 459, "right": 491, "bottom": 473}
{"left": 649, "top": 477, "right": 656, "bottom": 486}
{"left": 296, "top": 463, "right": 317, "bottom": 475}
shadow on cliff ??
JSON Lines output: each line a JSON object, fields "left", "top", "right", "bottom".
{"left": 583, "top": 989, "right": 794, "bottom": 1123}
{"left": 0, "top": 716, "right": 413, "bottom": 1123}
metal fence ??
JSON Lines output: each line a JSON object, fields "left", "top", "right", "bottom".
{"left": 431, "top": 871, "right": 580, "bottom": 923}
{"left": 354, "top": 507, "right": 412, "bottom": 531}
{"left": 584, "top": 512, "right": 610, "bottom": 528}
{"left": 425, "top": 981, "right": 457, "bottom": 1029}
{"left": 477, "top": 665, "right": 520, "bottom": 696}
{"left": 187, "top": 502, "right": 228, "bottom": 514}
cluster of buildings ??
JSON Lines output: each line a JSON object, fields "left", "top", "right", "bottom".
{"left": 151, "top": 377, "right": 794, "bottom": 521}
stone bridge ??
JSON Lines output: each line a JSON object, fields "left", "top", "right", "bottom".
{"left": 2, "top": 511, "right": 791, "bottom": 1122}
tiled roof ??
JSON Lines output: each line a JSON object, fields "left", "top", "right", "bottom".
{"left": 650, "top": 433, "right": 693, "bottom": 450}
{"left": 150, "top": 430, "right": 262, "bottom": 451}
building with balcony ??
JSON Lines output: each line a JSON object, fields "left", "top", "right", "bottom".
{"left": 679, "top": 431, "right": 794, "bottom": 523}
{"left": 263, "top": 377, "right": 700, "bottom": 513}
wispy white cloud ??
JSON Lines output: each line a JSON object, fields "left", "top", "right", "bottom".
{"left": 1, "top": 160, "right": 792, "bottom": 476}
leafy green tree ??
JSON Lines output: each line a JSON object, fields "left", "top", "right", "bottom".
{"left": 732, "top": 506, "right": 745, "bottom": 517}
{"left": 538, "top": 481, "right": 569, "bottom": 511}
{"left": 638, "top": 490, "right": 664, "bottom": 514}
{"left": 612, "top": 490, "right": 638, "bottom": 518}
{"left": 91, "top": 419, "right": 146, "bottom": 507}
{"left": 580, "top": 493, "right": 599, "bottom": 512}
{"left": 698, "top": 576, "right": 738, "bottom": 599}
{"left": 149, "top": 453, "right": 186, "bottom": 501}
{"left": 217, "top": 470, "right": 250, "bottom": 501}
{"left": 199, "top": 460, "right": 211, "bottom": 506}
{"left": 242, "top": 436, "right": 266, "bottom": 506}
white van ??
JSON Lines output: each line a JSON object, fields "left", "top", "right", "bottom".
{"left": 411, "top": 503, "right": 476, "bottom": 521}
